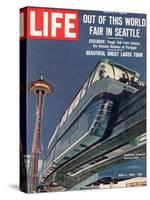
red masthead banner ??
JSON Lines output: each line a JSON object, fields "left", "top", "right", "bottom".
{"left": 20, "top": 7, "right": 79, "bottom": 40}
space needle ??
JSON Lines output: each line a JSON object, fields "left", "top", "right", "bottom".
{"left": 28, "top": 75, "right": 53, "bottom": 192}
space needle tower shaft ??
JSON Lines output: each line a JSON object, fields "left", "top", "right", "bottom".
{"left": 28, "top": 75, "right": 53, "bottom": 192}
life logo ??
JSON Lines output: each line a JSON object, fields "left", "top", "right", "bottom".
{"left": 20, "top": 7, "right": 79, "bottom": 40}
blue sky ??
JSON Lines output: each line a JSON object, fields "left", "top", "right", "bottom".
{"left": 22, "top": 10, "right": 146, "bottom": 157}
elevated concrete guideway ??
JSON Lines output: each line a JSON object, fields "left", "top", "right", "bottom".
{"left": 48, "top": 143, "right": 146, "bottom": 190}
{"left": 43, "top": 87, "right": 146, "bottom": 190}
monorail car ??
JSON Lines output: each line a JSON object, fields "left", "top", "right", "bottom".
{"left": 42, "top": 59, "right": 144, "bottom": 179}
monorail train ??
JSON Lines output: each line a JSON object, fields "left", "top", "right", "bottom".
{"left": 41, "top": 59, "right": 144, "bottom": 180}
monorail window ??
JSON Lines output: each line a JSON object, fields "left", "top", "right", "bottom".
{"left": 113, "top": 64, "right": 141, "bottom": 85}
{"left": 68, "top": 101, "right": 75, "bottom": 116}
{"left": 60, "top": 117, "right": 64, "bottom": 127}
{"left": 80, "top": 80, "right": 89, "bottom": 98}
{"left": 128, "top": 73, "right": 139, "bottom": 83}
{"left": 138, "top": 80, "right": 144, "bottom": 87}
{"left": 60, "top": 109, "right": 69, "bottom": 126}
{"left": 88, "top": 71, "right": 95, "bottom": 88}
{"left": 88, "top": 62, "right": 114, "bottom": 87}
{"left": 99, "top": 62, "right": 114, "bottom": 79}
{"left": 113, "top": 66, "right": 128, "bottom": 81}
{"left": 91, "top": 66, "right": 100, "bottom": 84}
{"left": 73, "top": 90, "right": 82, "bottom": 108}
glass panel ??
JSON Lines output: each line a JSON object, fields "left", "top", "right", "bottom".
{"left": 68, "top": 101, "right": 75, "bottom": 116}
{"left": 98, "top": 62, "right": 114, "bottom": 79}
{"left": 128, "top": 73, "right": 134, "bottom": 82}
{"left": 128, "top": 73, "right": 139, "bottom": 84}
{"left": 74, "top": 90, "right": 82, "bottom": 109}
{"left": 113, "top": 66, "right": 127, "bottom": 81}
{"left": 92, "top": 67, "right": 100, "bottom": 84}
{"left": 133, "top": 75, "right": 139, "bottom": 82}
{"left": 127, "top": 74, "right": 142, "bottom": 88}
{"left": 60, "top": 109, "right": 69, "bottom": 126}
{"left": 60, "top": 118, "right": 64, "bottom": 127}
{"left": 63, "top": 109, "right": 69, "bottom": 122}
{"left": 138, "top": 80, "right": 144, "bottom": 87}
{"left": 88, "top": 72, "right": 95, "bottom": 88}
{"left": 80, "top": 80, "right": 89, "bottom": 98}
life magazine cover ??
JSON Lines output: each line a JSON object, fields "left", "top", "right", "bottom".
{"left": 20, "top": 7, "right": 146, "bottom": 193}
